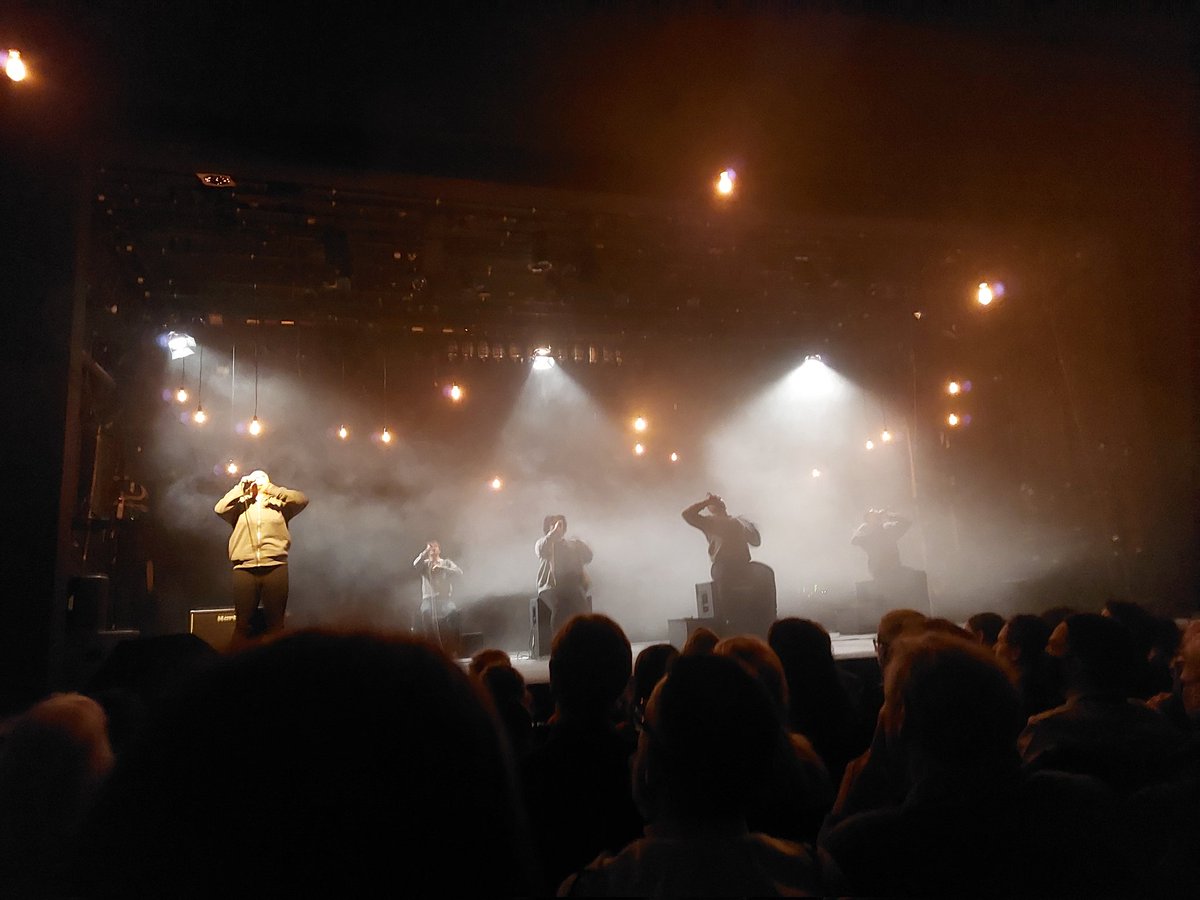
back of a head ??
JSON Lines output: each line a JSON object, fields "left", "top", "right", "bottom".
{"left": 768, "top": 617, "right": 838, "bottom": 685}
{"left": 681, "top": 626, "right": 720, "bottom": 657}
{"left": 1006, "top": 614, "right": 1052, "bottom": 665}
{"left": 482, "top": 660, "right": 528, "bottom": 708}
{"left": 876, "top": 609, "right": 928, "bottom": 669}
{"left": 549, "top": 614, "right": 632, "bottom": 716}
{"left": 0, "top": 693, "right": 114, "bottom": 884}
{"left": 543, "top": 514, "right": 565, "bottom": 533}
{"left": 714, "top": 635, "right": 788, "bottom": 719}
{"left": 967, "top": 612, "right": 1005, "bottom": 646}
{"left": 469, "top": 647, "right": 512, "bottom": 678}
{"left": 887, "top": 633, "right": 1023, "bottom": 769}
{"left": 642, "top": 654, "right": 782, "bottom": 820}
{"left": 632, "top": 643, "right": 680, "bottom": 705}
{"left": 74, "top": 629, "right": 534, "bottom": 896}
{"left": 1063, "top": 613, "right": 1136, "bottom": 695}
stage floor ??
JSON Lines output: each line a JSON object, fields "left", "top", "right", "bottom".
{"left": 466, "top": 631, "right": 878, "bottom": 686}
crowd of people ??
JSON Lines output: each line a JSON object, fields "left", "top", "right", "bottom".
{"left": 1, "top": 595, "right": 1198, "bottom": 897}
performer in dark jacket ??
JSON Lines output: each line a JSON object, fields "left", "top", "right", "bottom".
{"left": 214, "top": 469, "right": 308, "bottom": 649}
{"left": 535, "top": 515, "right": 594, "bottom": 640}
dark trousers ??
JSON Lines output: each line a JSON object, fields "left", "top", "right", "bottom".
{"left": 417, "top": 603, "right": 463, "bottom": 657}
{"left": 538, "top": 587, "right": 591, "bottom": 644}
{"left": 231, "top": 564, "right": 288, "bottom": 649}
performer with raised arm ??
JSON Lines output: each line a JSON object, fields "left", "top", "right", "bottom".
{"left": 214, "top": 469, "right": 308, "bottom": 650}
{"left": 413, "top": 540, "right": 464, "bottom": 654}
{"left": 535, "top": 514, "right": 593, "bottom": 640}
{"left": 851, "top": 508, "right": 912, "bottom": 581}
{"left": 682, "top": 492, "right": 761, "bottom": 588}
{"left": 682, "top": 492, "right": 774, "bottom": 636}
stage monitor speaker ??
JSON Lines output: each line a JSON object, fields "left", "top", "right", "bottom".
{"left": 190, "top": 607, "right": 236, "bottom": 652}
{"left": 66, "top": 574, "right": 110, "bottom": 634}
{"left": 529, "top": 597, "right": 553, "bottom": 659}
{"left": 694, "top": 582, "right": 716, "bottom": 619}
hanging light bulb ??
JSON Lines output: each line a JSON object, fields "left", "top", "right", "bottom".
{"left": 880, "top": 429, "right": 893, "bottom": 443}
{"left": 490, "top": 476, "right": 504, "bottom": 491}
{"left": 226, "top": 460, "right": 239, "bottom": 476}
{"left": 5, "top": 50, "right": 28, "bottom": 83}
{"left": 448, "top": 383, "right": 464, "bottom": 402}
{"left": 669, "top": 451, "right": 679, "bottom": 463}
{"left": 632, "top": 416, "right": 648, "bottom": 433}
{"left": 192, "top": 345, "right": 206, "bottom": 424}
{"left": 338, "top": 425, "right": 349, "bottom": 440}
{"left": 380, "top": 426, "right": 392, "bottom": 444}
{"left": 865, "top": 439, "right": 875, "bottom": 450}
{"left": 248, "top": 416, "right": 263, "bottom": 436}
{"left": 633, "top": 443, "right": 645, "bottom": 456}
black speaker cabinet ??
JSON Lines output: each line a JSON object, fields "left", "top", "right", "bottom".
{"left": 189, "top": 608, "right": 236, "bottom": 652}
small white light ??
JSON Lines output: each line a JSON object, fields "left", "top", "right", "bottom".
{"left": 880, "top": 429, "right": 893, "bottom": 443}
{"left": 448, "top": 383, "right": 464, "bottom": 402}
{"left": 947, "top": 380, "right": 961, "bottom": 395}
{"left": 248, "top": 416, "right": 263, "bottom": 436}
{"left": 338, "top": 425, "right": 349, "bottom": 440}
{"left": 669, "top": 451, "right": 679, "bottom": 463}
{"left": 947, "top": 413, "right": 961, "bottom": 427}
{"left": 633, "top": 443, "right": 645, "bottom": 456}
{"left": 381, "top": 426, "right": 392, "bottom": 444}
{"left": 226, "top": 461, "right": 239, "bottom": 476}
{"left": 977, "top": 282, "right": 994, "bottom": 306}
{"left": 193, "top": 407, "right": 207, "bottom": 425}
{"left": 532, "top": 348, "right": 555, "bottom": 371}
{"left": 811, "top": 468, "right": 822, "bottom": 479}
{"left": 865, "top": 439, "right": 875, "bottom": 450}
{"left": 715, "top": 168, "right": 736, "bottom": 197}
{"left": 633, "top": 416, "right": 648, "bottom": 432}
{"left": 490, "top": 477, "right": 504, "bottom": 491}
{"left": 175, "top": 387, "right": 189, "bottom": 404}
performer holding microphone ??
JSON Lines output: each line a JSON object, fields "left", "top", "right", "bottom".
{"left": 214, "top": 469, "right": 308, "bottom": 650}
{"left": 412, "top": 540, "right": 464, "bottom": 654}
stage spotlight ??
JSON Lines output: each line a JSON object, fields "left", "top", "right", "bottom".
{"left": 947, "top": 380, "right": 962, "bottom": 396}
{"left": 633, "top": 416, "right": 647, "bottom": 432}
{"left": 976, "top": 282, "right": 994, "bottom": 306}
{"left": 791, "top": 355, "right": 837, "bottom": 398}
{"left": 811, "top": 468, "right": 822, "bottom": 479}
{"left": 175, "top": 387, "right": 189, "bottom": 404}
{"left": 865, "top": 439, "right": 875, "bottom": 450}
{"left": 490, "top": 476, "right": 504, "bottom": 491}
{"left": 633, "top": 443, "right": 645, "bottom": 456}
{"left": 4, "top": 50, "right": 27, "bottom": 83}
{"left": 880, "top": 429, "right": 893, "bottom": 443}
{"left": 715, "top": 168, "right": 736, "bottom": 197}
{"left": 165, "top": 331, "right": 196, "bottom": 360}
{"left": 337, "top": 425, "right": 349, "bottom": 440}
{"left": 448, "top": 383, "right": 464, "bottom": 402}
{"left": 531, "top": 347, "right": 555, "bottom": 371}
{"left": 226, "top": 460, "right": 239, "bottom": 476}
{"left": 947, "top": 413, "right": 961, "bottom": 427}
{"left": 380, "top": 426, "right": 392, "bottom": 444}
{"left": 669, "top": 451, "right": 679, "bottom": 463}
{"left": 193, "top": 407, "right": 207, "bottom": 425}
{"left": 248, "top": 416, "right": 263, "bottom": 436}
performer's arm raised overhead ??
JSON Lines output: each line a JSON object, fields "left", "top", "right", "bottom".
{"left": 682, "top": 493, "right": 720, "bottom": 528}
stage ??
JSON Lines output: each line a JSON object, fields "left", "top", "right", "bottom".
{"left": 467, "top": 631, "right": 879, "bottom": 687}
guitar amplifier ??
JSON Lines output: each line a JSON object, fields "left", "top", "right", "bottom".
{"left": 189, "top": 608, "right": 236, "bottom": 652}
